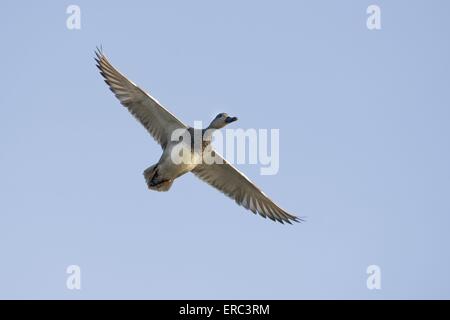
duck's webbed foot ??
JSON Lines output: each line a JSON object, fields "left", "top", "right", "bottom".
{"left": 147, "top": 178, "right": 174, "bottom": 192}
{"left": 143, "top": 165, "right": 174, "bottom": 192}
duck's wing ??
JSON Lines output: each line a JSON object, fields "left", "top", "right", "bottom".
{"left": 191, "top": 152, "right": 300, "bottom": 224}
{"left": 95, "top": 49, "right": 187, "bottom": 148}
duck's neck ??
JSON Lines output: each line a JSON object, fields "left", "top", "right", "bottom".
{"left": 203, "top": 126, "right": 217, "bottom": 141}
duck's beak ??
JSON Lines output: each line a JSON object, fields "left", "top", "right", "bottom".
{"left": 225, "top": 116, "right": 238, "bottom": 123}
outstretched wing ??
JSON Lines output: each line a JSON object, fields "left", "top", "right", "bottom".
{"left": 95, "top": 49, "right": 187, "bottom": 148}
{"left": 192, "top": 152, "right": 300, "bottom": 224}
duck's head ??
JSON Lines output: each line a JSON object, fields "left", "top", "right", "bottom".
{"left": 208, "top": 113, "right": 238, "bottom": 129}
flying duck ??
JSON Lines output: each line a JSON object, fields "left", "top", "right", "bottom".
{"left": 95, "top": 49, "right": 300, "bottom": 224}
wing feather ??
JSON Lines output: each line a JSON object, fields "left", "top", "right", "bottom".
{"left": 192, "top": 152, "right": 300, "bottom": 224}
{"left": 95, "top": 49, "right": 186, "bottom": 148}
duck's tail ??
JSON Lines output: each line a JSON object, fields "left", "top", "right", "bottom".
{"left": 143, "top": 165, "right": 174, "bottom": 192}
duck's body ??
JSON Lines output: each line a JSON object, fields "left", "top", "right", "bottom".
{"left": 95, "top": 49, "right": 300, "bottom": 224}
{"left": 144, "top": 130, "right": 205, "bottom": 191}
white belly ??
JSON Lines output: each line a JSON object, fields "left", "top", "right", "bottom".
{"left": 157, "top": 142, "right": 202, "bottom": 179}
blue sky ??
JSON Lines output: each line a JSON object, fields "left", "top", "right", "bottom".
{"left": 0, "top": 1, "right": 449, "bottom": 299}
